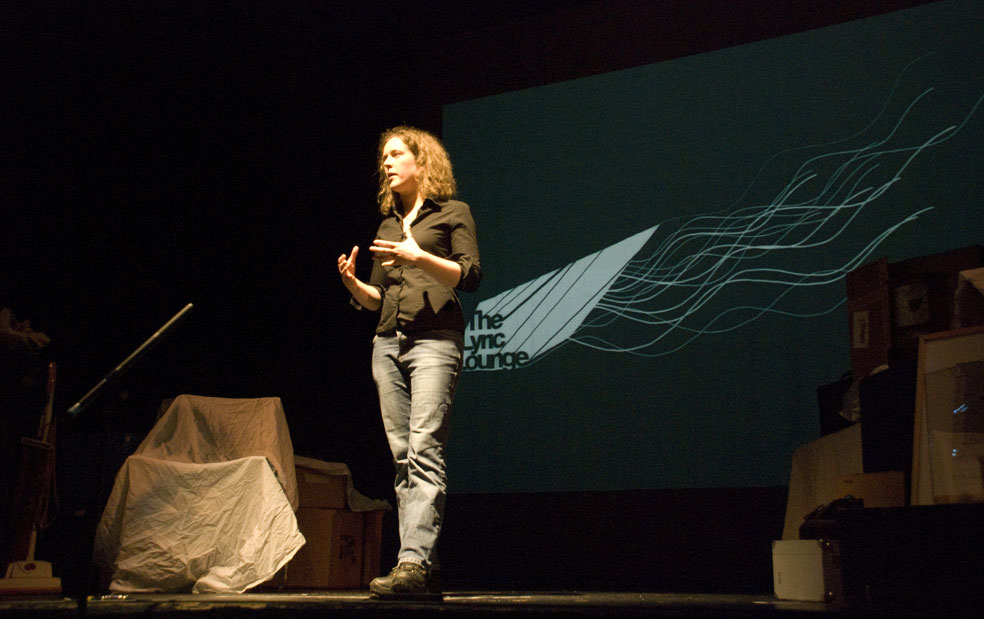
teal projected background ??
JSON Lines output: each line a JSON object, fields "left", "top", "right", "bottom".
{"left": 443, "top": 0, "right": 984, "bottom": 493}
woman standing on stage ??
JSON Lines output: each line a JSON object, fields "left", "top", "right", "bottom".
{"left": 337, "top": 126, "right": 482, "bottom": 599}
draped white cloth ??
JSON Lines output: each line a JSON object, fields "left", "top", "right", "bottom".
{"left": 93, "top": 395, "right": 305, "bottom": 593}
{"left": 133, "top": 394, "right": 298, "bottom": 509}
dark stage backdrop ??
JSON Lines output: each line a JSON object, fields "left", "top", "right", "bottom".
{"left": 441, "top": 0, "right": 984, "bottom": 493}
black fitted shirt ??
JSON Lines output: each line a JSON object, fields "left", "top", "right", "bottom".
{"left": 364, "top": 198, "right": 482, "bottom": 335}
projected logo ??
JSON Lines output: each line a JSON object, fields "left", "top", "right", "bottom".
{"left": 464, "top": 54, "right": 983, "bottom": 372}
{"left": 464, "top": 226, "right": 658, "bottom": 371}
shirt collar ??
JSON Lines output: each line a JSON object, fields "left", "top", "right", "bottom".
{"left": 395, "top": 197, "right": 444, "bottom": 219}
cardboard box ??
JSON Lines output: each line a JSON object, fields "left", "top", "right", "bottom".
{"left": 288, "top": 508, "right": 364, "bottom": 588}
{"left": 952, "top": 268, "right": 984, "bottom": 329}
{"left": 772, "top": 539, "right": 844, "bottom": 603}
{"left": 913, "top": 326, "right": 984, "bottom": 505}
{"left": 847, "top": 245, "right": 983, "bottom": 381}
{"left": 837, "top": 471, "right": 905, "bottom": 508}
{"left": 360, "top": 509, "right": 384, "bottom": 587}
{"left": 296, "top": 466, "right": 348, "bottom": 509}
{"left": 269, "top": 507, "right": 385, "bottom": 590}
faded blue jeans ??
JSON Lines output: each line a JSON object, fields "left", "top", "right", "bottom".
{"left": 371, "top": 329, "right": 463, "bottom": 570}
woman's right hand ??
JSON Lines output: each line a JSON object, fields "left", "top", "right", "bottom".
{"left": 337, "top": 245, "right": 382, "bottom": 310}
{"left": 338, "top": 246, "right": 359, "bottom": 283}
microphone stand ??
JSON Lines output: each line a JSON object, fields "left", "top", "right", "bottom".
{"left": 40, "top": 302, "right": 194, "bottom": 596}
{"left": 66, "top": 303, "right": 194, "bottom": 419}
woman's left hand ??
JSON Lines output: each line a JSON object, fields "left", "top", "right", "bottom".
{"left": 370, "top": 228, "right": 425, "bottom": 267}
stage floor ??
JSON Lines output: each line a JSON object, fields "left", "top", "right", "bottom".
{"left": 0, "top": 590, "right": 938, "bottom": 618}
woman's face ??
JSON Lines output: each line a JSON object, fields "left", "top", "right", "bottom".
{"left": 381, "top": 136, "right": 420, "bottom": 198}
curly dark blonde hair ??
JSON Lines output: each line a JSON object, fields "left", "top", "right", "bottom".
{"left": 376, "top": 126, "right": 457, "bottom": 216}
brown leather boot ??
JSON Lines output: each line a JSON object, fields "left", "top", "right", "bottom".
{"left": 369, "top": 562, "right": 442, "bottom": 600}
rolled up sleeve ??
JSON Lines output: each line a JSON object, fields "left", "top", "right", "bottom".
{"left": 450, "top": 203, "right": 482, "bottom": 293}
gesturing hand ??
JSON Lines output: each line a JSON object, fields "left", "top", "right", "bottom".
{"left": 337, "top": 246, "right": 359, "bottom": 282}
{"left": 370, "top": 227, "right": 424, "bottom": 267}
